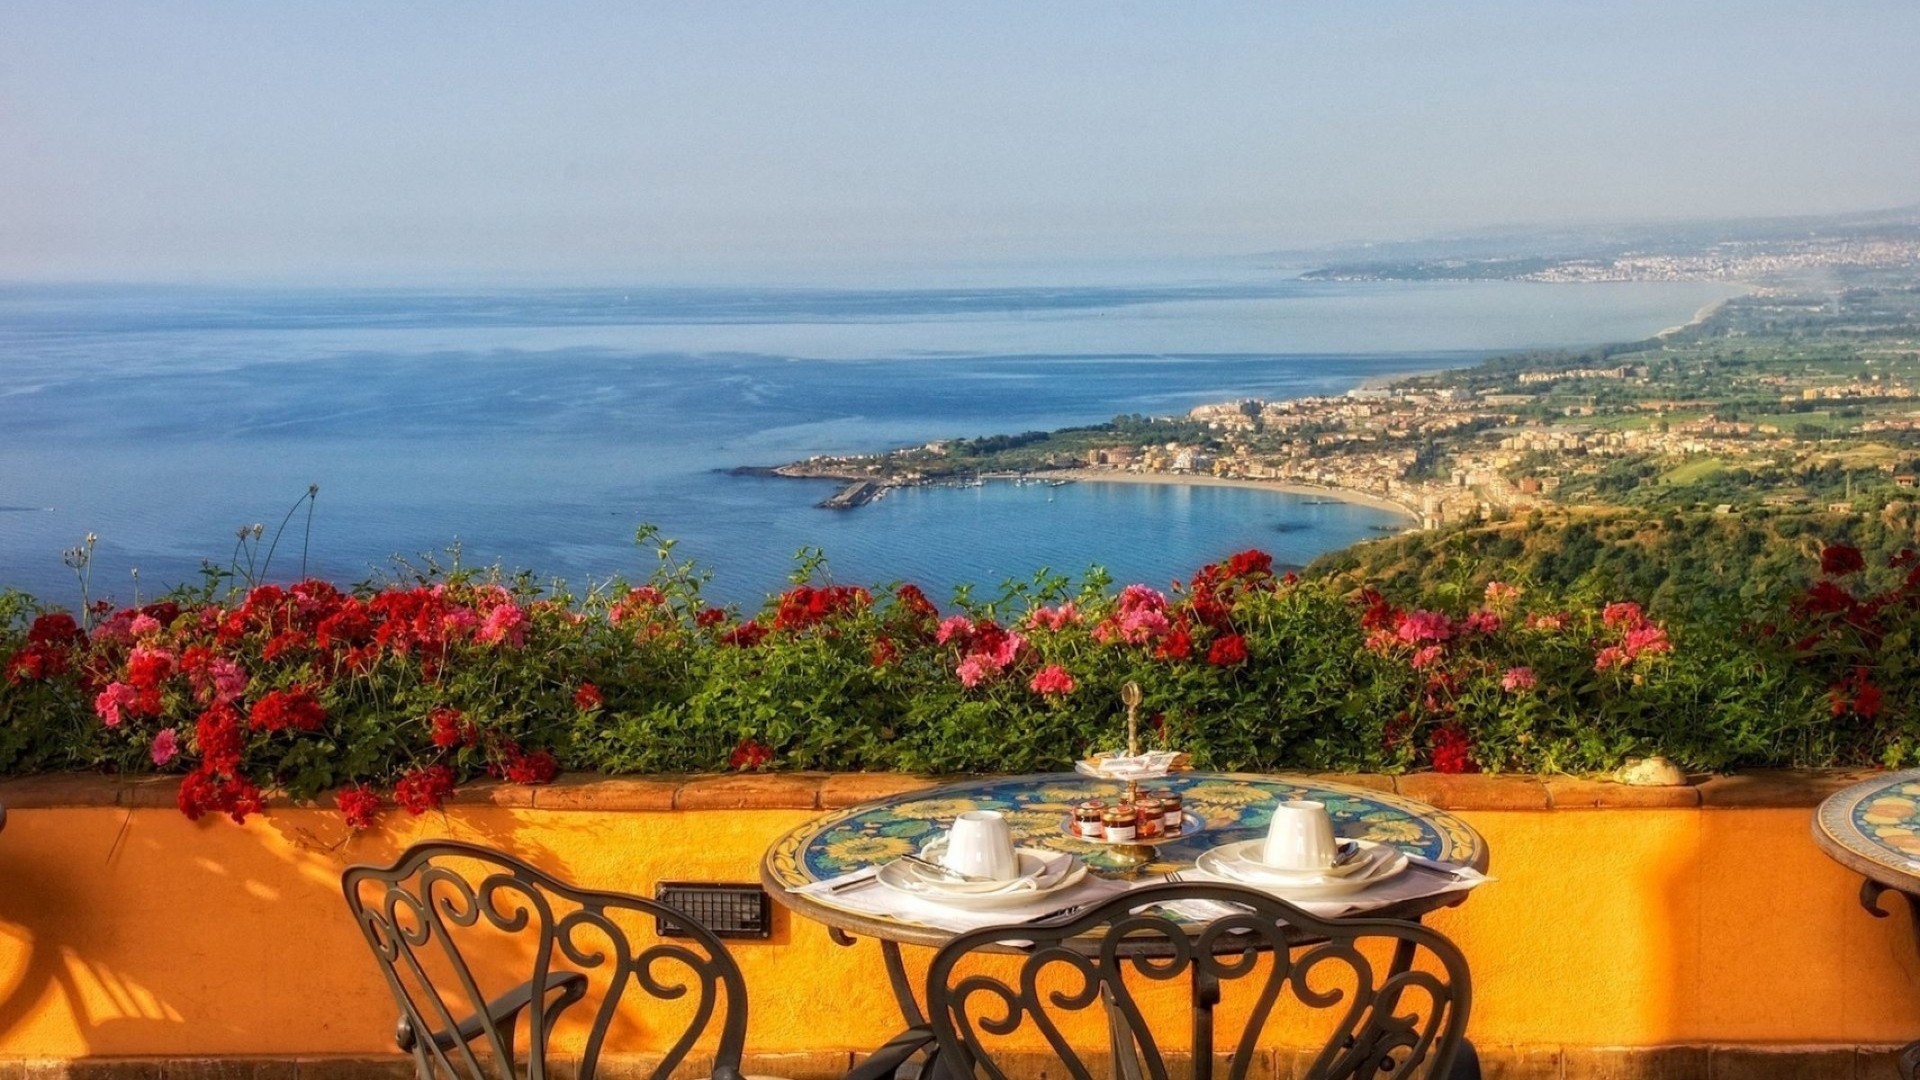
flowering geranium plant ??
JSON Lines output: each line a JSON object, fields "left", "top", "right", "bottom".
{"left": 0, "top": 537, "right": 1889, "bottom": 831}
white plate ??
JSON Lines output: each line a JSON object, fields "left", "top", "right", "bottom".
{"left": 1196, "top": 839, "right": 1409, "bottom": 898}
{"left": 877, "top": 848, "right": 1087, "bottom": 907}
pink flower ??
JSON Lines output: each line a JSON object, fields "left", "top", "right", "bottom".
{"left": 1364, "top": 629, "right": 1399, "bottom": 654}
{"left": 1602, "top": 601, "right": 1646, "bottom": 630}
{"left": 1026, "top": 602, "right": 1081, "bottom": 631}
{"left": 1594, "top": 646, "right": 1629, "bottom": 671}
{"left": 936, "top": 615, "right": 975, "bottom": 645}
{"left": 150, "top": 728, "right": 180, "bottom": 766}
{"left": 130, "top": 614, "right": 163, "bottom": 638}
{"left": 1484, "top": 581, "right": 1522, "bottom": 607}
{"left": 94, "top": 682, "right": 139, "bottom": 727}
{"left": 956, "top": 654, "right": 994, "bottom": 688}
{"left": 1501, "top": 666, "right": 1537, "bottom": 692}
{"left": 1396, "top": 609, "right": 1456, "bottom": 645}
{"left": 1411, "top": 645, "right": 1445, "bottom": 670}
{"left": 1464, "top": 610, "right": 1502, "bottom": 635}
{"left": 209, "top": 657, "right": 249, "bottom": 705}
{"left": 1624, "top": 625, "right": 1671, "bottom": 658}
{"left": 476, "top": 604, "right": 527, "bottom": 647}
{"left": 440, "top": 607, "right": 480, "bottom": 638}
{"left": 1117, "top": 585, "right": 1167, "bottom": 614}
{"left": 987, "top": 631, "right": 1025, "bottom": 669}
{"left": 1028, "top": 664, "right": 1076, "bottom": 697}
{"left": 1526, "top": 612, "right": 1568, "bottom": 632}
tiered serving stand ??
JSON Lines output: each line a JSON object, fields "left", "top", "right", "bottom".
{"left": 1065, "top": 682, "right": 1200, "bottom": 868}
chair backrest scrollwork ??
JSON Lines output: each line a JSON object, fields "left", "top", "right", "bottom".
{"left": 926, "top": 882, "right": 1471, "bottom": 1080}
{"left": 342, "top": 840, "right": 750, "bottom": 1080}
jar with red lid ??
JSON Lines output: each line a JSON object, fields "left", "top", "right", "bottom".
{"left": 1073, "top": 800, "right": 1108, "bottom": 839}
{"left": 1101, "top": 803, "right": 1139, "bottom": 842}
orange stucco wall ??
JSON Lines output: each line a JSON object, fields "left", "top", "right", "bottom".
{"left": 0, "top": 798, "right": 1912, "bottom": 1058}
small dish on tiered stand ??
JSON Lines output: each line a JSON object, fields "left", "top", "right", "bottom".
{"left": 1062, "top": 683, "right": 1201, "bottom": 868}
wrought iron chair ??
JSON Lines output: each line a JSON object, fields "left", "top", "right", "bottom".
{"left": 342, "top": 840, "right": 782, "bottom": 1080}
{"left": 923, "top": 882, "right": 1475, "bottom": 1080}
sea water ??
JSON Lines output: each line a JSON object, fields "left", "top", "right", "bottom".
{"left": 0, "top": 277, "right": 1737, "bottom": 609}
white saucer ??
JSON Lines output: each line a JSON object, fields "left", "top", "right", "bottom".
{"left": 1196, "top": 839, "right": 1408, "bottom": 898}
{"left": 876, "top": 847, "right": 1087, "bottom": 907}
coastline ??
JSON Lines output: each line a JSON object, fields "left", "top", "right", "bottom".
{"left": 1040, "top": 467, "right": 1422, "bottom": 527}
{"left": 1655, "top": 290, "right": 1744, "bottom": 339}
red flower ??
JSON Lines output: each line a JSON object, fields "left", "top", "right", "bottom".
{"left": 1155, "top": 623, "right": 1193, "bottom": 661}
{"left": 695, "top": 607, "right": 728, "bottom": 629}
{"left": 1430, "top": 725, "right": 1477, "bottom": 774}
{"left": 125, "top": 646, "right": 174, "bottom": 691}
{"left": 1358, "top": 589, "right": 1399, "bottom": 631}
{"left": 195, "top": 703, "right": 246, "bottom": 772}
{"left": 609, "top": 586, "right": 667, "bottom": 624}
{"left": 870, "top": 636, "right": 899, "bottom": 667}
{"left": 27, "top": 612, "right": 84, "bottom": 647}
{"left": 1225, "top": 549, "right": 1273, "bottom": 579}
{"left": 1601, "top": 601, "right": 1648, "bottom": 630}
{"left": 1821, "top": 543, "right": 1866, "bottom": 577}
{"left": 394, "top": 764, "right": 456, "bottom": 815}
{"left": 773, "top": 584, "right": 871, "bottom": 632}
{"left": 1028, "top": 664, "right": 1077, "bottom": 697}
{"left": 1207, "top": 633, "right": 1249, "bottom": 667}
{"left": 335, "top": 785, "right": 383, "bottom": 831}
{"left": 178, "top": 766, "right": 266, "bottom": 824}
{"left": 893, "top": 583, "right": 939, "bottom": 621}
{"left": 1799, "top": 579, "right": 1856, "bottom": 617}
{"left": 429, "top": 706, "right": 472, "bottom": 749}
{"left": 499, "top": 746, "right": 559, "bottom": 785}
{"left": 262, "top": 631, "right": 308, "bottom": 662}
{"left": 573, "top": 683, "right": 603, "bottom": 711}
{"left": 249, "top": 687, "right": 327, "bottom": 733}
{"left": 6, "top": 644, "right": 71, "bottom": 683}
{"left": 1831, "top": 667, "right": 1885, "bottom": 719}
{"left": 729, "top": 738, "right": 773, "bottom": 771}
{"left": 315, "top": 603, "right": 374, "bottom": 652}
{"left": 718, "top": 621, "right": 767, "bottom": 647}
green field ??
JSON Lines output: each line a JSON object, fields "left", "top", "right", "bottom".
{"left": 1660, "top": 458, "right": 1726, "bottom": 485}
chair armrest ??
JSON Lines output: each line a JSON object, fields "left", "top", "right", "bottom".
{"left": 395, "top": 971, "right": 590, "bottom": 1053}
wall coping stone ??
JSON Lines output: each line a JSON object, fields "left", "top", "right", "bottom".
{"left": 0, "top": 768, "right": 1890, "bottom": 814}
{"left": 1, "top": 1046, "right": 1912, "bottom": 1080}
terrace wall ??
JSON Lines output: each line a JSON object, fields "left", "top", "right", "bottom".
{"left": 0, "top": 771, "right": 1913, "bottom": 1079}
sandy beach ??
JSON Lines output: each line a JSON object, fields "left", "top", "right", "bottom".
{"left": 1041, "top": 468, "right": 1421, "bottom": 526}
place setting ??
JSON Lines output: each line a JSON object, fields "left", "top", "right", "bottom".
{"left": 1173, "top": 798, "right": 1490, "bottom": 918}
{"left": 796, "top": 809, "right": 1130, "bottom": 933}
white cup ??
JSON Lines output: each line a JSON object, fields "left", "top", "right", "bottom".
{"left": 1263, "top": 800, "right": 1337, "bottom": 871}
{"left": 944, "top": 810, "right": 1020, "bottom": 881}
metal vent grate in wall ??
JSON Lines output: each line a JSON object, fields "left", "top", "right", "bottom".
{"left": 654, "top": 882, "right": 772, "bottom": 939}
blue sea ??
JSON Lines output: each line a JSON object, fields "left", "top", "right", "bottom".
{"left": 0, "top": 277, "right": 1738, "bottom": 610}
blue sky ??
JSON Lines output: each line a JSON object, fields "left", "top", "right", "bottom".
{"left": 3, "top": 2, "right": 1918, "bottom": 283}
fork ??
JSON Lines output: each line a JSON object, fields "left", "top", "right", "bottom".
{"left": 1163, "top": 871, "right": 1186, "bottom": 884}
{"left": 1020, "top": 903, "right": 1085, "bottom": 924}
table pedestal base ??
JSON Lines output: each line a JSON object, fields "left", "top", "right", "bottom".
{"left": 1860, "top": 879, "right": 1920, "bottom": 1080}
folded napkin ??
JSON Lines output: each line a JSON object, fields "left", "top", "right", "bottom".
{"left": 1082, "top": 750, "right": 1183, "bottom": 779}
{"left": 798, "top": 860, "right": 1133, "bottom": 934}
{"left": 798, "top": 856, "right": 1489, "bottom": 936}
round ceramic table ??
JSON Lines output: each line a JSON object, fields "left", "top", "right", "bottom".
{"left": 1815, "top": 770, "right": 1920, "bottom": 1080}
{"left": 761, "top": 770, "right": 1489, "bottom": 1079}
{"left": 764, "top": 771, "right": 1488, "bottom": 949}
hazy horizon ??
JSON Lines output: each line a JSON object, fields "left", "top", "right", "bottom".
{"left": 5, "top": 2, "right": 1919, "bottom": 285}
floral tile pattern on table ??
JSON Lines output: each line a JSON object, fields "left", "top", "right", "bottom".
{"left": 765, "top": 772, "right": 1485, "bottom": 890}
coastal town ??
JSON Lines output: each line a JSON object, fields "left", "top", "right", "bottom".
{"left": 776, "top": 285, "right": 1920, "bottom": 531}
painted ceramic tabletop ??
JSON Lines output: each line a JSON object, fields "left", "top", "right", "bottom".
{"left": 1815, "top": 770, "right": 1920, "bottom": 888}
{"left": 764, "top": 771, "right": 1487, "bottom": 894}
